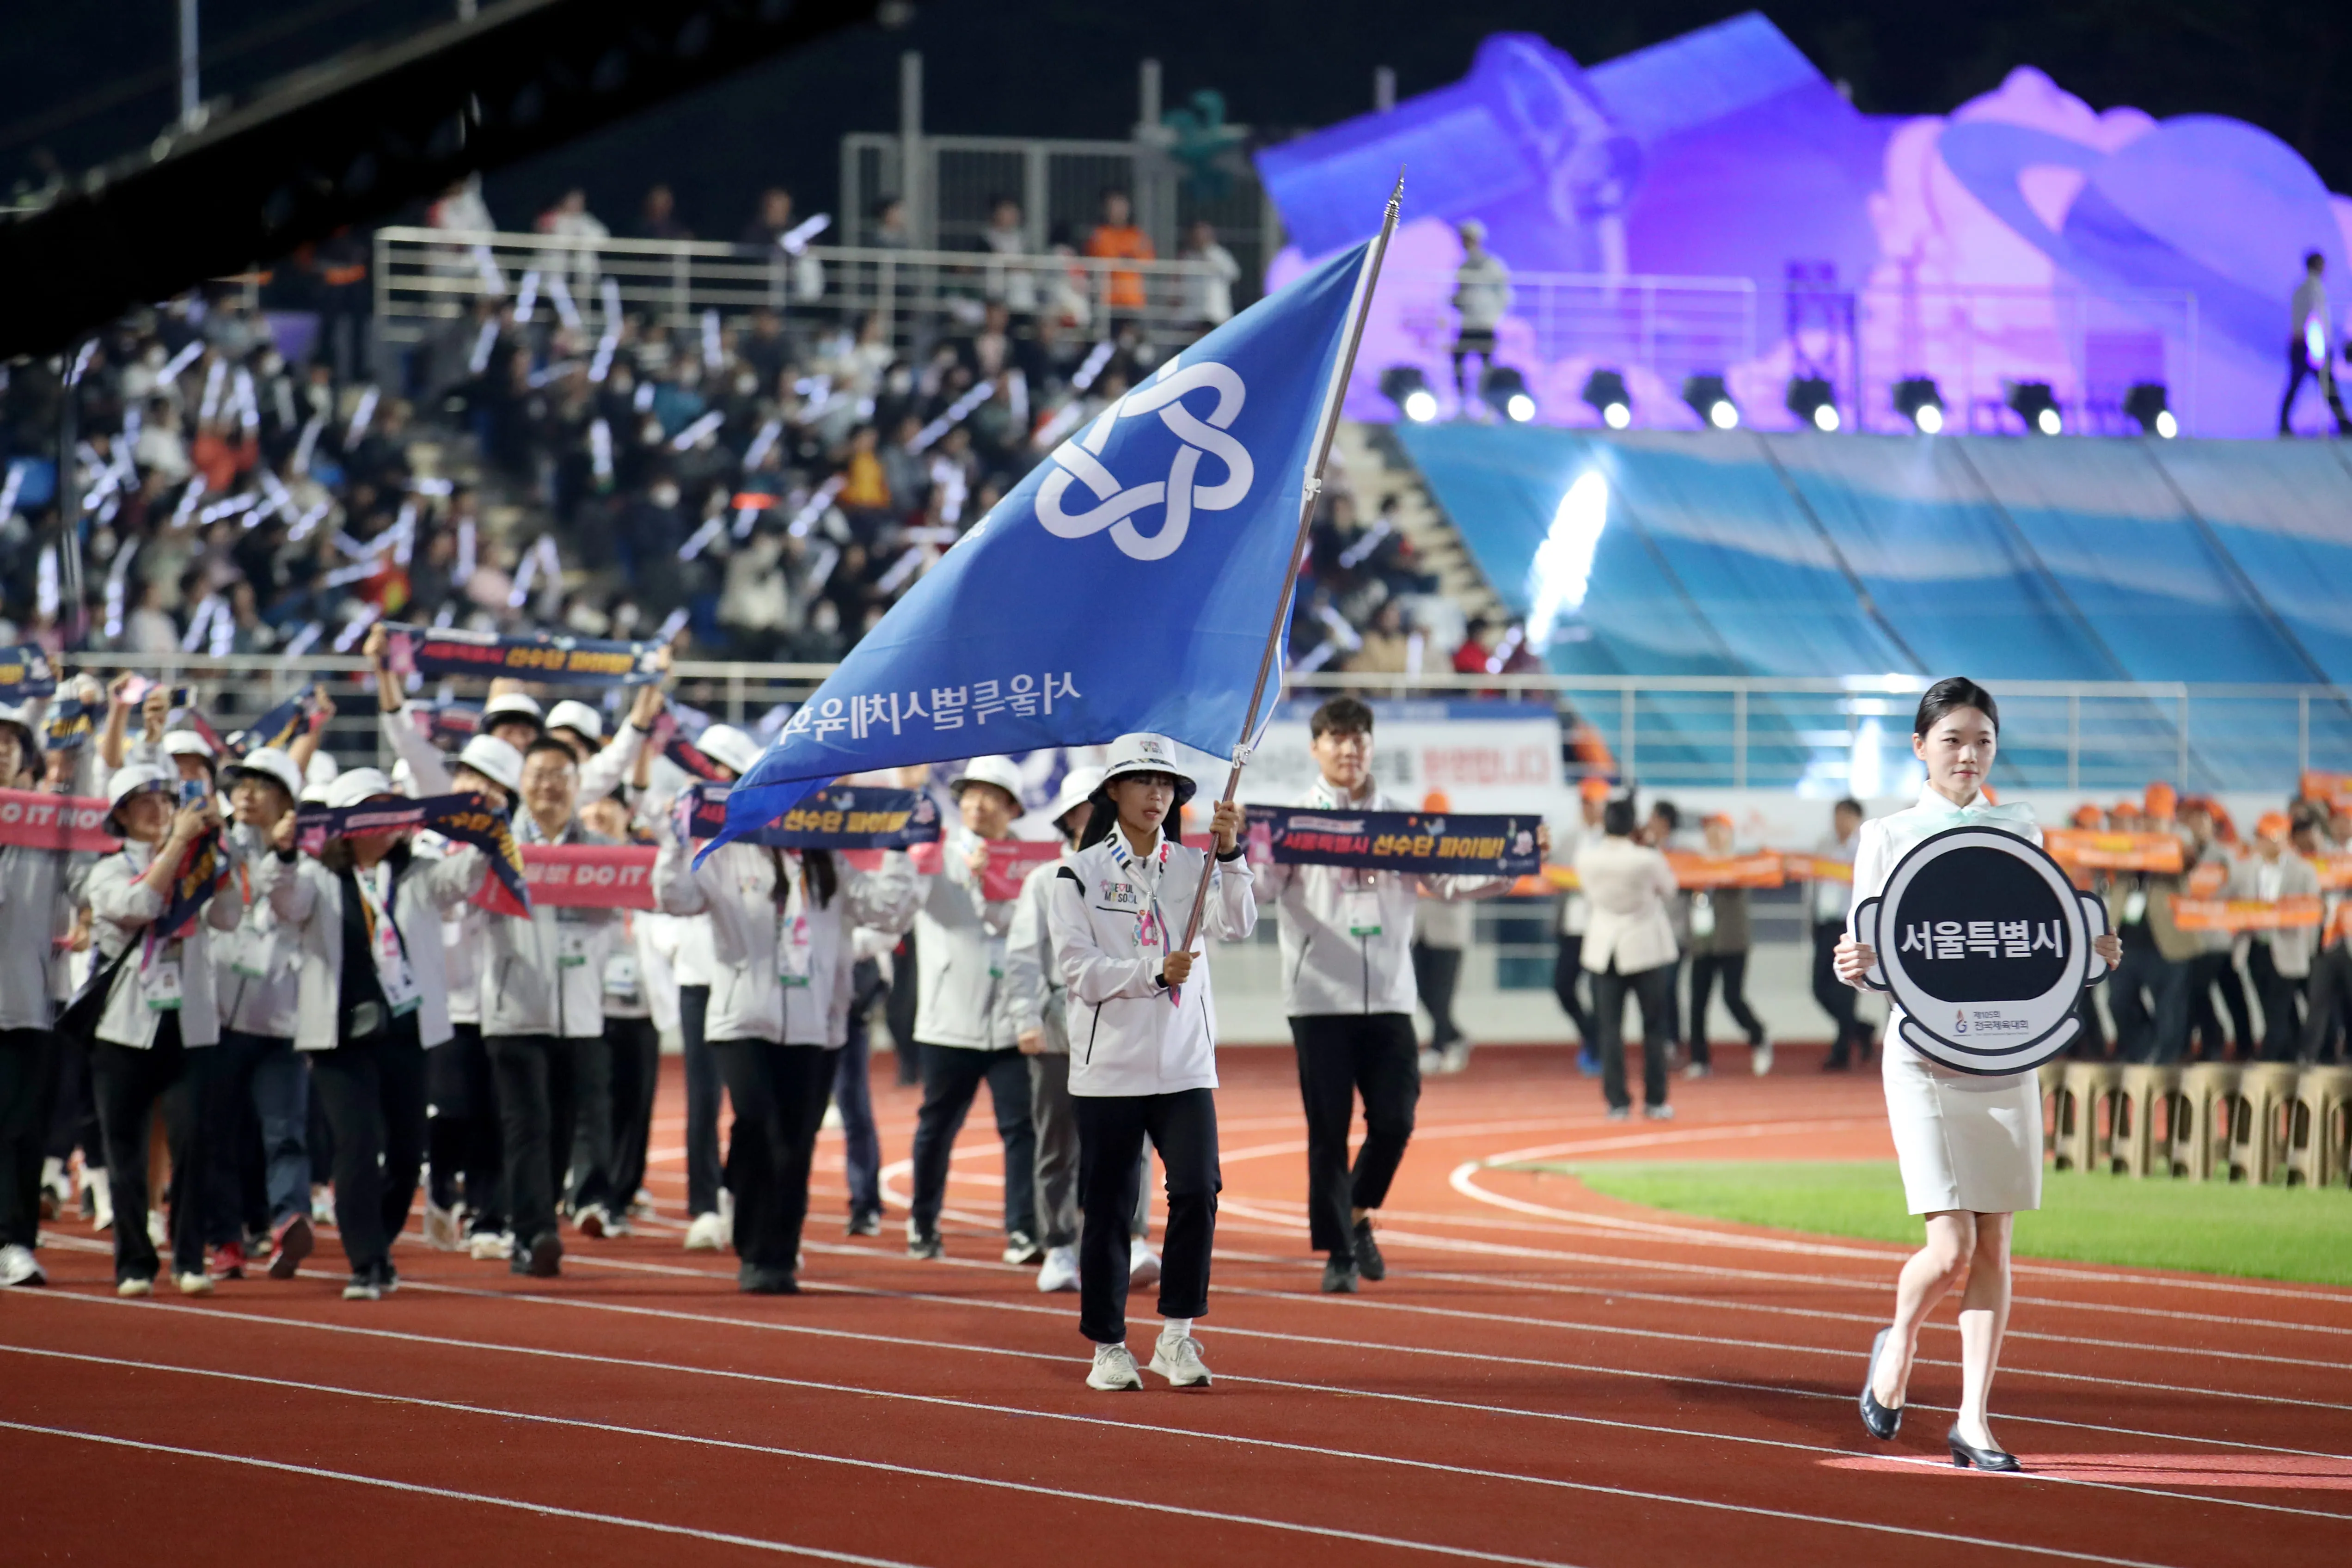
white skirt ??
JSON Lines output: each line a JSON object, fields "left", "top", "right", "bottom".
{"left": 1881, "top": 1014, "right": 2044, "bottom": 1215}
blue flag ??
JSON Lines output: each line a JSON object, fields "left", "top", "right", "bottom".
{"left": 710, "top": 240, "right": 1374, "bottom": 856}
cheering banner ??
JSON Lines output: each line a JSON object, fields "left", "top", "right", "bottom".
{"left": 2302, "top": 772, "right": 2352, "bottom": 814}
{"left": 1244, "top": 805, "right": 1543, "bottom": 878}
{"left": 2169, "top": 896, "right": 2326, "bottom": 932}
{"left": 43, "top": 700, "right": 94, "bottom": 752}
{"left": 410, "top": 701, "right": 483, "bottom": 748}
{"left": 2312, "top": 854, "right": 2352, "bottom": 891}
{"left": 1666, "top": 851, "right": 1785, "bottom": 889}
{"left": 1851, "top": 827, "right": 2112, "bottom": 1075}
{"left": 2042, "top": 830, "right": 2186, "bottom": 873}
{"left": 907, "top": 837, "right": 1063, "bottom": 901}
{"left": 227, "top": 685, "right": 320, "bottom": 756}
{"left": 297, "top": 792, "right": 530, "bottom": 918}
{"left": 154, "top": 830, "right": 232, "bottom": 943}
{"left": 485, "top": 844, "right": 657, "bottom": 911}
{"left": 653, "top": 710, "right": 731, "bottom": 783}
{"left": 0, "top": 787, "right": 119, "bottom": 851}
{"left": 681, "top": 782, "right": 944, "bottom": 851}
{"left": 383, "top": 623, "right": 664, "bottom": 687}
{"left": 1779, "top": 853, "right": 1853, "bottom": 883}
{"left": 0, "top": 644, "right": 56, "bottom": 701}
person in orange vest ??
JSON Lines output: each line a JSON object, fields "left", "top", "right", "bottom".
{"left": 1084, "top": 189, "right": 1155, "bottom": 321}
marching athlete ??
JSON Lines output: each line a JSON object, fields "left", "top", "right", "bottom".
{"left": 1047, "top": 734, "right": 1253, "bottom": 1391}
{"left": 1261, "top": 697, "right": 1522, "bottom": 1293}
{"left": 1838, "top": 679, "right": 2122, "bottom": 1471}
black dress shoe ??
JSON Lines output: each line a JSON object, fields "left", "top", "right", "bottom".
{"left": 1947, "top": 1426, "right": 2022, "bottom": 1471}
{"left": 525, "top": 1229, "right": 564, "bottom": 1278}
{"left": 1859, "top": 1328, "right": 1902, "bottom": 1440}
{"left": 1320, "top": 1256, "right": 1359, "bottom": 1293}
{"left": 740, "top": 1267, "right": 800, "bottom": 1295}
{"left": 1351, "top": 1217, "right": 1386, "bottom": 1282}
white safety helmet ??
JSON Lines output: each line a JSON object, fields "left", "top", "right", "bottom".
{"left": 1094, "top": 733, "right": 1196, "bottom": 806}
{"left": 305, "top": 750, "right": 341, "bottom": 788}
{"left": 546, "top": 699, "right": 604, "bottom": 744}
{"left": 481, "top": 692, "right": 545, "bottom": 736}
{"left": 454, "top": 733, "right": 526, "bottom": 793}
{"left": 947, "top": 755, "right": 1027, "bottom": 812}
{"left": 0, "top": 701, "right": 37, "bottom": 759}
{"left": 694, "top": 723, "right": 763, "bottom": 778}
{"left": 103, "top": 763, "right": 176, "bottom": 835}
{"left": 222, "top": 745, "right": 304, "bottom": 802}
{"left": 1041, "top": 766, "right": 1106, "bottom": 833}
{"left": 324, "top": 768, "right": 399, "bottom": 809}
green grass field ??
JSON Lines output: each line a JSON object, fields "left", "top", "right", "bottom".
{"left": 1512, "top": 1160, "right": 2352, "bottom": 1286}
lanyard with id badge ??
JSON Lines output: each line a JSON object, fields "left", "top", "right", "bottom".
{"left": 1344, "top": 869, "right": 1384, "bottom": 939}
{"left": 778, "top": 876, "right": 814, "bottom": 990}
{"left": 354, "top": 865, "right": 422, "bottom": 1031}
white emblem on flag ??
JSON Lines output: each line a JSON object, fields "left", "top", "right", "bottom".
{"left": 1035, "top": 358, "right": 1254, "bottom": 562}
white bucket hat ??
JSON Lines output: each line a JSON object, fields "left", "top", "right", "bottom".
{"left": 162, "top": 728, "right": 216, "bottom": 763}
{"left": 1041, "top": 766, "right": 1105, "bottom": 831}
{"left": 324, "top": 768, "right": 399, "bottom": 810}
{"left": 454, "top": 733, "right": 526, "bottom": 792}
{"left": 104, "top": 763, "right": 175, "bottom": 834}
{"left": 1095, "top": 733, "right": 1195, "bottom": 806}
{"left": 0, "top": 701, "right": 37, "bottom": 755}
{"left": 694, "top": 723, "right": 763, "bottom": 778}
{"left": 948, "top": 755, "right": 1027, "bottom": 810}
{"left": 305, "top": 750, "right": 340, "bottom": 788}
{"left": 222, "top": 745, "right": 304, "bottom": 801}
{"left": 546, "top": 699, "right": 604, "bottom": 743}
{"left": 481, "top": 693, "right": 545, "bottom": 734}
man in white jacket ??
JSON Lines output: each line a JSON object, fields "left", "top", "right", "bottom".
{"left": 904, "top": 755, "right": 1037, "bottom": 1262}
{"left": 1261, "top": 697, "right": 1523, "bottom": 1293}
{"left": 1048, "top": 735, "right": 1251, "bottom": 1391}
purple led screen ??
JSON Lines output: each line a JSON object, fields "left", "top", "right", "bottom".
{"left": 1257, "top": 13, "right": 2352, "bottom": 439}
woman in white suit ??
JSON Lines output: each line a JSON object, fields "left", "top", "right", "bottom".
{"left": 1836, "top": 679, "right": 2121, "bottom": 1472}
{"left": 1573, "top": 796, "right": 1680, "bottom": 1121}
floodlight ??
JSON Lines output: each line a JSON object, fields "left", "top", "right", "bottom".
{"left": 1379, "top": 365, "right": 1439, "bottom": 423}
{"left": 2124, "top": 382, "right": 2175, "bottom": 438}
{"left": 1582, "top": 369, "right": 1631, "bottom": 430}
{"left": 2008, "top": 381, "right": 2062, "bottom": 436}
{"left": 1893, "top": 377, "right": 1944, "bottom": 435}
{"left": 1785, "top": 375, "right": 1838, "bottom": 432}
{"left": 1683, "top": 373, "right": 1738, "bottom": 430}
{"left": 1480, "top": 364, "right": 1537, "bottom": 423}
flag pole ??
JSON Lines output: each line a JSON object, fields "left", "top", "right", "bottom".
{"left": 1177, "top": 173, "right": 1403, "bottom": 953}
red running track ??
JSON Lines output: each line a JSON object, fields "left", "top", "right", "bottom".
{"left": 5, "top": 1044, "right": 2347, "bottom": 1568}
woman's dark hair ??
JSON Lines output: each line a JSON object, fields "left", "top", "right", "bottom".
{"left": 803, "top": 847, "right": 838, "bottom": 909}
{"left": 1603, "top": 798, "right": 1638, "bottom": 838}
{"left": 1914, "top": 677, "right": 2000, "bottom": 738}
{"left": 1058, "top": 797, "right": 1098, "bottom": 846}
{"left": 1078, "top": 780, "right": 1180, "bottom": 851}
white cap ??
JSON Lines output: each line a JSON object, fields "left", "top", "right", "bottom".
{"left": 1096, "top": 734, "right": 1195, "bottom": 805}
{"left": 162, "top": 729, "right": 216, "bottom": 761}
{"left": 223, "top": 746, "right": 303, "bottom": 801}
{"left": 104, "top": 763, "right": 174, "bottom": 833}
{"left": 482, "top": 693, "right": 545, "bottom": 732}
{"left": 948, "top": 755, "right": 1027, "bottom": 809}
{"left": 454, "top": 733, "right": 525, "bottom": 792}
{"left": 305, "top": 750, "right": 340, "bottom": 787}
{"left": 695, "top": 724, "right": 763, "bottom": 778}
{"left": 546, "top": 699, "right": 604, "bottom": 742}
{"left": 325, "top": 768, "right": 398, "bottom": 809}
{"left": 1042, "top": 766, "right": 1106, "bottom": 830}
{"left": 0, "top": 702, "right": 35, "bottom": 748}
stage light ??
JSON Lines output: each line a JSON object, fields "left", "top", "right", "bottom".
{"left": 1480, "top": 363, "right": 1537, "bottom": 423}
{"left": 2124, "top": 382, "right": 2175, "bottom": 438}
{"left": 1785, "top": 375, "right": 1838, "bottom": 432}
{"left": 1582, "top": 369, "right": 1631, "bottom": 430}
{"left": 1893, "top": 377, "right": 1944, "bottom": 435}
{"left": 1379, "top": 365, "right": 1439, "bottom": 423}
{"left": 2008, "top": 381, "right": 2061, "bottom": 435}
{"left": 1683, "top": 373, "right": 1737, "bottom": 430}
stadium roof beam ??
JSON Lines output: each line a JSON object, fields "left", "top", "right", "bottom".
{"left": 0, "top": 0, "right": 882, "bottom": 360}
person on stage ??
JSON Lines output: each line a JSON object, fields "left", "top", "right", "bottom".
{"left": 1262, "top": 697, "right": 1522, "bottom": 1294}
{"left": 1047, "top": 735, "right": 1252, "bottom": 1390}
{"left": 1838, "top": 678, "right": 2121, "bottom": 1472}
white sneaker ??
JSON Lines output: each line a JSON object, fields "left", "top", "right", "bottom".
{"left": 1037, "top": 1245, "right": 1080, "bottom": 1293}
{"left": 1417, "top": 1047, "right": 1444, "bottom": 1077}
{"left": 469, "top": 1231, "right": 513, "bottom": 1262}
{"left": 175, "top": 1271, "right": 214, "bottom": 1297}
{"left": 1439, "top": 1042, "right": 1471, "bottom": 1075}
{"left": 116, "top": 1276, "right": 151, "bottom": 1298}
{"left": 576, "top": 1204, "right": 611, "bottom": 1239}
{"left": 311, "top": 1188, "right": 336, "bottom": 1227}
{"left": 1127, "top": 1237, "right": 1161, "bottom": 1287}
{"left": 1683, "top": 1062, "right": 1711, "bottom": 1080}
{"left": 0, "top": 1243, "right": 44, "bottom": 1287}
{"left": 1643, "top": 1103, "right": 1676, "bottom": 1121}
{"left": 147, "top": 1210, "right": 166, "bottom": 1248}
{"left": 683, "top": 1211, "right": 729, "bottom": 1252}
{"left": 1149, "top": 1333, "right": 1212, "bottom": 1388}
{"left": 1752, "top": 1038, "right": 1775, "bottom": 1076}
{"left": 423, "top": 1202, "right": 461, "bottom": 1251}
{"left": 1086, "top": 1343, "right": 1143, "bottom": 1391}
{"left": 86, "top": 1167, "right": 114, "bottom": 1232}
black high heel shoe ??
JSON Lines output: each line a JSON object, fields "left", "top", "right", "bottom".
{"left": 1947, "top": 1425, "right": 2022, "bottom": 1472}
{"left": 1859, "top": 1328, "right": 1902, "bottom": 1440}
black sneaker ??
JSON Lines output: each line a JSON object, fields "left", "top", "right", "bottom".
{"left": 1351, "top": 1217, "right": 1386, "bottom": 1282}
{"left": 741, "top": 1266, "right": 800, "bottom": 1295}
{"left": 1320, "top": 1256, "right": 1360, "bottom": 1294}
{"left": 907, "top": 1229, "right": 945, "bottom": 1261}
{"left": 1001, "top": 1230, "right": 1043, "bottom": 1265}
{"left": 513, "top": 1230, "right": 564, "bottom": 1278}
{"left": 846, "top": 1209, "right": 882, "bottom": 1237}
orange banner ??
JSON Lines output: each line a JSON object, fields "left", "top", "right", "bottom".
{"left": 2301, "top": 771, "right": 2352, "bottom": 812}
{"left": 2168, "top": 895, "right": 2324, "bottom": 932}
{"left": 1776, "top": 852, "right": 1853, "bottom": 883}
{"left": 2043, "top": 830, "right": 2184, "bottom": 872}
{"left": 1665, "top": 851, "right": 1786, "bottom": 889}
{"left": 2185, "top": 861, "right": 2227, "bottom": 897}
{"left": 2310, "top": 854, "right": 2352, "bottom": 891}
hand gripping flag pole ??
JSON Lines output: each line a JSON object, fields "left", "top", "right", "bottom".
{"left": 1173, "top": 175, "right": 1402, "bottom": 956}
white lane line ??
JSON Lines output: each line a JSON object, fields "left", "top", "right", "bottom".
{"left": 0, "top": 1418, "right": 926, "bottom": 1567}
{"left": 0, "top": 1340, "right": 2223, "bottom": 1564}
{"left": 17, "top": 1291, "right": 2345, "bottom": 1528}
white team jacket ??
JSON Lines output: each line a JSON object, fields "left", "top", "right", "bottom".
{"left": 1259, "top": 783, "right": 1510, "bottom": 1018}
{"left": 254, "top": 844, "right": 487, "bottom": 1051}
{"left": 211, "top": 822, "right": 303, "bottom": 1039}
{"left": 479, "top": 816, "right": 619, "bottom": 1039}
{"left": 912, "top": 829, "right": 1018, "bottom": 1049}
{"left": 86, "top": 839, "right": 247, "bottom": 1049}
{"left": 1000, "top": 854, "right": 1072, "bottom": 1054}
{"left": 653, "top": 837, "right": 919, "bottom": 1047}
{"left": 1047, "top": 828, "right": 1256, "bottom": 1098}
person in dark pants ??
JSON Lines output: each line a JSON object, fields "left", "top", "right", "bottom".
{"left": 44, "top": 1041, "right": 108, "bottom": 1232}
{"left": 1047, "top": 733, "right": 1255, "bottom": 1390}
{"left": 1684, "top": 814, "right": 1771, "bottom": 1077}
{"left": 85, "top": 764, "right": 244, "bottom": 1295}
{"left": 260, "top": 767, "right": 486, "bottom": 1298}
{"left": 833, "top": 954, "right": 889, "bottom": 1233}
{"left": 2280, "top": 251, "right": 2352, "bottom": 435}
{"left": 1411, "top": 896, "right": 1469, "bottom": 1075}
{"left": 2179, "top": 801, "right": 2254, "bottom": 1060}
{"left": 2232, "top": 812, "right": 2321, "bottom": 1060}
{"left": 889, "top": 927, "right": 922, "bottom": 1087}
{"left": 1263, "top": 698, "right": 1525, "bottom": 1293}
{"left": 1574, "top": 797, "right": 1680, "bottom": 1120}
{"left": 1555, "top": 779, "right": 1610, "bottom": 1075}
{"left": 1809, "top": 798, "right": 1872, "bottom": 1070}
{"left": 0, "top": 1028, "right": 61, "bottom": 1286}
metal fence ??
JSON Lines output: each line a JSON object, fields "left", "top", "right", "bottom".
{"left": 51, "top": 655, "right": 2352, "bottom": 798}
{"left": 1381, "top": 269, "right": 1760, "bottom": 397}
{"left": 371, "top": 227, "right": 1226, "bottom": 360}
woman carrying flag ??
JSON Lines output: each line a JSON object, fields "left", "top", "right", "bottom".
{"left": 258, "top": 769, "right": 488, "bottom": 1299}
{"left": 1048, "top": 735, "right": 1253, "bottom": 1391}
